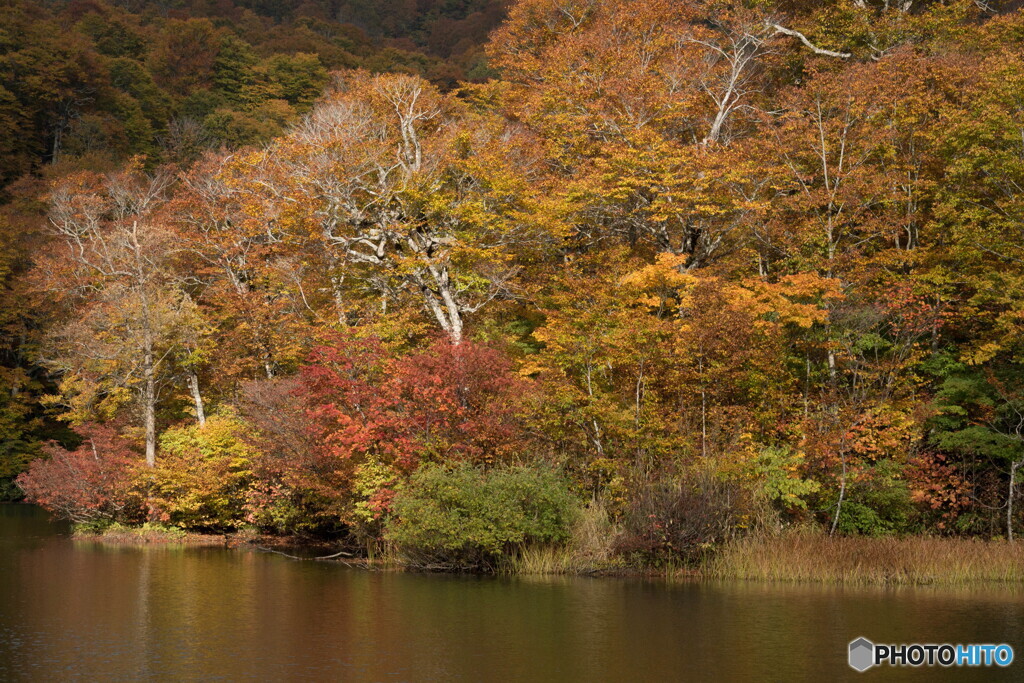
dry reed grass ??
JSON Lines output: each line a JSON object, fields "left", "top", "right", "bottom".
{"left": 509, "top": 500, "right": 620, "bottom": 575}
{"left": 708, "top": 527, "right": 1024, "bottom": 585}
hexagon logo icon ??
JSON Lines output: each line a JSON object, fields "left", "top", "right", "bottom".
{"left": 849, "top": 637, "right": 875, "bottom": 672}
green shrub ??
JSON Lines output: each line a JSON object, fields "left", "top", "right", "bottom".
{"left": 386, "top": 463, "right": 579, "bottom": 569}
{"left": 753, "top": 446, "right": 820, "bottom": 516}
{"left": 72, "top": 518, "right": 115, "bottom": 536}
{"left": 831, "top": 460, "right": 916, "bottom": 536}
{"left": 73, "top": 520, "right": 187, "bottom": 542}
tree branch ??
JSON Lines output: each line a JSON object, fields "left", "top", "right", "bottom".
{"left": 772, "top": 24, "right": 852, "bottom": 59}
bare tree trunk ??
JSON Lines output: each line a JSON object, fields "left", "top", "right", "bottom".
{"left": 187, "top": 371, "right": 206, "bottom": 427}
{"left": 584, "top": 360, "right": 605, "bottom": 458}
{"left": 804, "top": 355, "right": 811, "bottom": 416}
{"left": 446, "top": 311, "right": 463, "bottom": 345}
{"left": 143, "top": 343, "right": 156, "bottom": 468}
{"left": 831, "top": 440, "right": 847, "bottom": 536}
{"left": 331, "top": 274, "right": 348, "bottom": 327}
{"left": 427, "top": 263, "right": 463, "bottom": 345}
{"left": 699, "top": 355, "right": 708, "bottom": 459}
{"left": 324, "top": 242, "right": 348, "bottom": 327}
{"left": 423, "top": 292, "right": 458, "bottom": 344}
{"left": 830, "top": 449, "right": 847, "bottom": 536}
{"left": 52, "top": 125, "right": 64, "bottom": 163}
{"left": 1009, "top": 459, "right": 1020, "bottom": 542}
{"left": 704, "top": 107, "right": 729, "bottom": 146}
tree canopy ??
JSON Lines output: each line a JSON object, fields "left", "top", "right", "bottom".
{"left": 9, "top": 0, "right": 1024, "bottom": 553}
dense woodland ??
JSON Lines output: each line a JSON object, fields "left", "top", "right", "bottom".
{"left": 6, "top": 0, "right": 1024, "bottom": 566}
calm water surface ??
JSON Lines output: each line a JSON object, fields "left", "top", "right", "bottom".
{"left": 2, "top": 504, "right": 1022, "bottom": 681}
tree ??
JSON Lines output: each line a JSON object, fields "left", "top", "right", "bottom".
{"left": 34, "top": 166, "right": 193, "bottom": 466}
{"left": 172, "top": 152, "right": 308, "bottom": 381}
{"left": 17, "top": 422, "right": 144, "bottom": 524}
{"left": 257, "top": 53, "right": 328, "bottom": 112}
{"left": 0, "top": 1, "right": 110, "bottom": 176}
{"left": 930, "top": 356, "right": 1024, "bottom": 540}
{"left": 147, "top": 18, "right": 221, "bottom": 96}
{"left": 260, "top": 71, "right": 559, "bottom": 343}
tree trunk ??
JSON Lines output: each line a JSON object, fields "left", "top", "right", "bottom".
{"left": 699, "top": 355, "right": 708, "bottom": 459}
{"left": 425, "top": 263, "right": 463, "bottom": 345}
{"left": 187, "top": 371, "right": 206, "bottom": 427}
{"left": 143, "top": 344, "right": 156, "bottom": 468}
{"left": 1009, "top": 459, "right": 1020, "bottom": 542}
{"left": 830, "top": 449, "right": 847, "bottom": 536}
{"left": 704, "top": 106, "right": 728, "bottom": 146}
{"left": 584, "top": 360, "right": 605, "bottom": 459}
{"left": 331, "top": 274, "right": 348, "bottom": 327}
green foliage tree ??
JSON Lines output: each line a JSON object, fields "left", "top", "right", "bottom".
{"left": 929, "top": 353, "right": 1024, "bottom": 539}
{"left": 258, "top": 53, "right": 328, "bottom": 112}
{"left": 212, "top": 33, "right": 259, "bottom": 105}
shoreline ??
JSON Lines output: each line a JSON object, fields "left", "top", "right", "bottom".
{"left": 67, "top": 524, "right": 1024, "bottom": 587}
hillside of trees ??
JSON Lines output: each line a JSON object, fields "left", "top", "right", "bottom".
{"left": 0, "top": 0, "right": 507, "bottom": 188}
{"left": 0, "top": 0, "right": 504, "bottom": 498}
{"left": 7, "top": 0, "right": 1024, "bottom": 565}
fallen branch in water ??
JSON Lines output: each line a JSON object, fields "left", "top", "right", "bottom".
{"left": 253, "top": 545, "right": 358, "bottom": 566}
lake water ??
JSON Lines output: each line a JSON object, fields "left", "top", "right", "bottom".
{"left": 1, "top": 504, "right": 1022, "bottom": 681}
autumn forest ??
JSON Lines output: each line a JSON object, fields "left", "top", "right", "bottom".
{"left": 4, "top": 0, "right": 1024, "bottom": 571}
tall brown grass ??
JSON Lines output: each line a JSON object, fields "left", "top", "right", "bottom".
{"left": 508, "top": 499, "right": 620, "bottom": 575}
{"left": 708, "top": 527, "right": 1024, "bottom": 585}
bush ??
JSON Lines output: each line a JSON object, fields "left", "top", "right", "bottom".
{"left": 830, "top": 461, "right": 917, "bottom": 536}
{"left": 16, "top": 423, "right": 145, "bottom": 524}
{"left": 386, "top": 463, "right": 579, "bottom": 569}
{"left": 752, "top": 446, "right": 820, "bottom": 518}
{"left": 239, "top": 377, "right": 354, "bottom": 536}
{"left": 0, "top": 477, "right": 24, "bottom": 502}
{"left": 614, "top": 472, "right": 748, "bottom": 565}
{"left": 236, "top": 335, "right": 536, "bottom": 537}
{"left": 74, "top": 520, "right": 186, "bottom": 542}
{"left": 150, "top": 413, "right": 254, "bottom": 532}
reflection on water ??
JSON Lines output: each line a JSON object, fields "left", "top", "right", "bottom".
{"left": 1, "top": 504, "right": 1022, "bottom": 681}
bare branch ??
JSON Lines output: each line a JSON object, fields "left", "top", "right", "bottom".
{"left": 772, "top": 24, "right": 852, "bottom": 59}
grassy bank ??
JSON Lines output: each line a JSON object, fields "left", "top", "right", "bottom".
{"left": 504, "top": 502, "right": 624, "bottom": 575}
{"left": 707, "top": 528, "right": 1024, "bottom": 586}
{"left": 73, "top": 522, "right": 228, "bottom": 546}
{"left": 67, "top": 518, "right": 1024, "bottom": 586}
